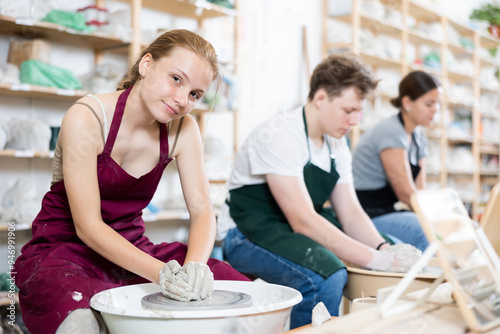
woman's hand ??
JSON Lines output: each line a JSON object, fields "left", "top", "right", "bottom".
{"left": 182, "top": 262, "right": 214, "bottom": 300}
{"left": 365, "top": 244, "right": 422, "bottom": 273}
{"left": 159, "top": 260, "right": 193, "bottom": 301}
{"left": 159, "top": 260, "right": 214, "bottom": 301}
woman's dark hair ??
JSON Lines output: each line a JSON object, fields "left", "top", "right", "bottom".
{"left": 119, "top": 29, "right": 219, "bottom": 90}
{"left": 390, "top": 71, "right": 440, "bottom": 108}
{"left": 308, "top": 54, "right": 378, "bottom": 101}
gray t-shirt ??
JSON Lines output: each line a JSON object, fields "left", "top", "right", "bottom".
{"left": 352, "top": 113, "right": 429, "bottom": 190}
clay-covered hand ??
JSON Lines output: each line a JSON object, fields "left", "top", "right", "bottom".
{"left": 366, "top": 243, "right": 422, "bottom": 273}
{"left": 159, "top": 260, "right": 193, "bottom": 302}
{"left": 181, "top": 262, "right": 214, "bottom": 300}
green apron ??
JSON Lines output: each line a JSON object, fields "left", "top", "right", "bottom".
{"left": 227, "top": 108, "right": 345, "bottom": 278}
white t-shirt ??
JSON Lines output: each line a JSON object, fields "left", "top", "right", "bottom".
{"left": 228, "top": 106, "right": 352, "bottom": 190}
{"left": 217, "top": 106, "right": 353, "bottom": 240}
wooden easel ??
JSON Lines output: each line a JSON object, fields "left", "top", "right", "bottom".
{"left": 480, "top": 183, "right": 500, "bottom": 257}
{"left": 376, "top": 188, "right": 500, "bottom": 332}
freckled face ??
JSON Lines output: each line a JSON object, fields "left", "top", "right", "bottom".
{"left": 139, "top": 47, "right": 213, "bottom": 123}
{"left": 406, "top": 88, "right": 441, "bottom": 126}
{"left": 319, "top": 87, "right": 364, "bottom": 138}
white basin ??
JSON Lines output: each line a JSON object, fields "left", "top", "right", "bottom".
{"left": 90, "top": 280, "right": 302, "bottom": 334}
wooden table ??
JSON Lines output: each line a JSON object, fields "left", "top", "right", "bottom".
{"left": 285, "top": 283, "right": 500, "bottom": 333}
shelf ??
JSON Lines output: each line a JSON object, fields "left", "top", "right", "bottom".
{"left": 408, "top": 30, "right": 441, "bottom": 48}
{"left": 480, "top": 147, "right": 499, "bottom": 155}
{"left": 0, "top": 150, "right": 54, "bottom": 159}
{"left": 480, "top": 113, "right": 499, "bottom": 120}
{"left": 448, "top": 100, "right": 474, "bottom": 109}
{"left": 480, "top": 168, "right": 500, "bottom": 176}
{"left": 0, "top": 82, "right": 87, "bottom": 102}
{"left": 358, "top": 52, "right": 402, "bottom": 69}
{"left": 0, "top": 292, "right": 18, "bottom": 307}
{"left": 480, "top": 141, "right": 500, "bottom": 151}
{"left": 447, "top": 170, "right": 474, "bottom": 176}
{"left": 447, "top": 43, "right": 473, "bottom": 57}
{"left": 480, "top": 57, "right": 500, "bottom": 68}
{"left": 447, "top": 18, "right": 475, "bottom": 38}
{"left": 333, "top": 13, "right": 402, "bottom": 37}
{"left": 0, "top": 210, "right": 192, "bottom": 228}
{"left": 380, "top": 0, "right": 441, "bottom": 22}
{"left": 479, "top": 32, "right": 500, "bottom": 50}
{"left": 115, "top": 0, "right": 236, "bottom": 19}
{"left": 480, "top": 85, "right": 500, "bottom": 93}
{"left": 447, "top": 70, "right": 474, "bottom": 83}
{"left": 448, "top": 137, "right": 473, "bottom": 145}
{"left": 409, "top": 64, "right": 441, "bottom": 78}
{"left": 0, "top": 15, "right": 128, "bottom": 50}
{"left": 426, "top": 170, "right": 441, "bottom": 177}
{"left": 425, "top": 128, "right": 443, "bottom": 139}
{"left": 370, "top": 91, "right": 394, "bottom": 100}
{"left": 0, "top": 206, "right": 225, "bottom": 227}
{"left": 408, "top": 1, "right": 441, "bottom": 21}
{"left": 0, "top": 210, "right": 194, "bottom": 228}
{"left": 0, "top": 222, "right": 31, "bottom": 232}
{"left": 143, "top": 210, "right": 190, "bottom": 222}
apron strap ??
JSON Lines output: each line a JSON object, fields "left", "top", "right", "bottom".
{"left": 397, "top": 111, "right": 420, "bottom": 161}
{"left": 302, "top": 107, "right": 332, "bottom": 162}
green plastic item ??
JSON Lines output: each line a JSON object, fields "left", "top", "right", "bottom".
{"left": 459, "top": 37, "right": 475, "bottom": 51}
{"left": 207, "top": 0, "right": 234, "bottom": 9}
{"left": 41, "top": 10, "right": 94, "bottom": 32}
{"left": 0, "top": 272, "right": 18, "bottom": 292}
{"left": 20, "top": 60, "right": 82, "bottom": 90}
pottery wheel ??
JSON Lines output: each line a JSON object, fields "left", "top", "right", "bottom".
{"left": 141, "top": 290, "right": 253, "bottom": 311}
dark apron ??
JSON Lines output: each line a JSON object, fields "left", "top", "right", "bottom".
{"left": 356, "top": 112, "right": 421, "bottom": 218}
{"left": 227, "top": 108, "right": 345, "bottom": 278}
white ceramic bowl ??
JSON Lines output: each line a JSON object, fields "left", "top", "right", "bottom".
{"left": 90, "top": 280, "right": 302, "bottom": 334}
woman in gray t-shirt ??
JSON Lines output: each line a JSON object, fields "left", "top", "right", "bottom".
{"left": 352, "top": 71, "right": 441, "bottom": 251}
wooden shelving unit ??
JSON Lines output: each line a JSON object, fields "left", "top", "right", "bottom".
{"left": 323, "top": 0, "right": 500, "bottom": 219}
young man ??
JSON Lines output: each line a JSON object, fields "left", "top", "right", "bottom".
{"left": 218, "top": 54, "right": 422, "bottom": 329}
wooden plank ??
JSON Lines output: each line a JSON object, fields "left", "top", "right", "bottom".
{"left": 0, "top": 15, "right": 128, "bottom": 50}
{"left": 407, "top": 30, "right": 441, "bottom": 48}
{"left": 359, "top": 52, "right": 402, "bottom": 69}
{"left": 115, "top": 0, "right": 235, "bottom": 19}
{"left": 480, "top": 56, "right": 500, "bottom": 68}
{"left": 0, "top": 222, "right": 31, "bottom": 232}
{"left": 447, "top": 18, "right": 474, "bottom": 37}
{"left": 0, "top": 150, "right": 53, "bottom": 158}
{"left": 447, "top": 70, "right": 474, "bottom": 83}
{"left": 447, "top": 42, "right": 473, "bottom": 57}
{"left": 334, "top": 14, "right": 402, "bottom": 37}
{"left": 0, "top": 82, "right": 87, "bottom": 102}
{"left": 0, "top": 292, "right": 19, "bottom": 306}
{"left": 480, "top": 32, "right": 500, "bottom": 50}
{"left": 408, "top": 1, "right": 441, "bottom": 21}
{"left": 480, "top": 144, "right": 500, "bottom": 155}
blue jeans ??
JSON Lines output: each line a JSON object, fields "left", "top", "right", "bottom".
{"left": 223, "top": 227, "right": 347, "bottom": 329}
{"left": 372, "top": 211, "right": 429, "bottom": 252}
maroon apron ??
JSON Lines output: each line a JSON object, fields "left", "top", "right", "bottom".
{"left": 14, "top": 87, "right": 248, "bottom": 334}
